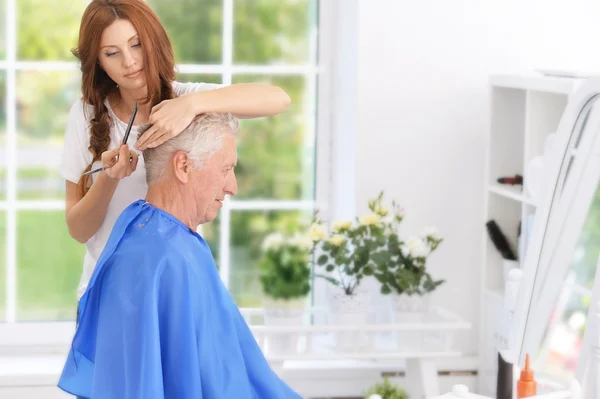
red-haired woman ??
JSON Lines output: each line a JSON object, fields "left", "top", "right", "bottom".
{"left": 61, "top": 0, "right": 291, "bottom": 301}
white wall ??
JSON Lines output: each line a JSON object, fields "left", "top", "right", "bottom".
{"left": 356, "top": 0, "right": 600, "bottom": 357}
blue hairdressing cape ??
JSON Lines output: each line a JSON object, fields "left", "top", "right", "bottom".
{"left": 58, "top": 200, "right": 302, "bottom": 399}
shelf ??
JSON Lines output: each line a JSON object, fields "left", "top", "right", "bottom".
{"left": 242, "top": 306, "right": 472, "bottom": 365}
{"left": 489, "top": 73, "right": 583, "bottom": 95}
{"left": 482, "top": 72, "right": 574, "bottom": 394}
{"left": 487, "top": 184, "right": 537, "bottom": 207}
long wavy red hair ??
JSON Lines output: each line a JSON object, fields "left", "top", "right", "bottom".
{"left": 72, "top": 0, "right": 175, "bottom": 196}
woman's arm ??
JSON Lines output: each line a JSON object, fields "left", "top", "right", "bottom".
{"left": 136, "top": 83, "right": 291, "bottom": 150}
{"left": 65, "top": 145, "right": 139, "bottom": 243}
{"left": 65, "top": 174, "right": 119, "bottom": 243}
{"left": 186, "top": 83, "right": 291, "bottom": 118}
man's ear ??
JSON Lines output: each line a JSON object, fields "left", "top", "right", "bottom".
{"left": 172, "top": 151, "right": 192, "bottom": 183}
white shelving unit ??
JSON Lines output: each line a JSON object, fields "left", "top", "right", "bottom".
{"left": 478, "top": 73, "right": 585, "bottom": 396}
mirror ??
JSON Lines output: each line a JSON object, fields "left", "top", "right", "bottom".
{"left": 532, "top": 96, "right": 600, "bottom": 303}
{"left": 530, "top": 176, "right": 600, "bottom": 384}
{"left": 510, "top": 77, "right": 600, "bottom": 376}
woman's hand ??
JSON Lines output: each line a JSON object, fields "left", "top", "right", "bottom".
{"left": 135, "top": 96, "right": 195, "bottom": 150}
{"left": 101, "top": 144, "right": 139, "bottom": 179}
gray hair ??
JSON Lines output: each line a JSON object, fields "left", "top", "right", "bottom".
{"left": 139, "top": 113, "right": 239, "bottom": 185}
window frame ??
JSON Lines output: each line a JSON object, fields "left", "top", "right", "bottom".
{"left": 0, "top": 0, "right": 357, "bottom": 352}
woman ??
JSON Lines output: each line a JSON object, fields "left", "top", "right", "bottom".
{"left": 61, "top": 0, "right": 291, "bottom": 300}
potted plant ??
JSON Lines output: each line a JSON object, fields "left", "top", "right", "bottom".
{"left": 307, "top": 192, "right": 445, "bottom": 350}
{"left": 307, "top": 199, "right": 393, "bottom": 315}
{"left": 375, "top": 227, "right": 444, "bottom": 350}
{"left": 363, "top": 377, "right": 408, "bottom": 399}
{"left": 258, "top": 232, "right": 313, "bottom": 354}
{"left": 373, "top": 225, "right": 445, "bottom": 313}
{"left": 305, "top": 192, "right": 401, "bottom": 353}
{"left": 310, "top": 192, "right": 445, "bottom": 304}
{"left": 356, "top": 193, "right": 444, "bottom": 350}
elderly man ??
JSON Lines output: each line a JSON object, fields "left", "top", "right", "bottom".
{"left": 58, "top": 113, "right": 302, "bottom": 399}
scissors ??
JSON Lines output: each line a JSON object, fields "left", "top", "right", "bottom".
{"left": 83, "top": 102, "right": 138, "bottom": 176}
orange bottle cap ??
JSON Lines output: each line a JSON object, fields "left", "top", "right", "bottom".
{"left": 520, "top": 353, "right": 534, "bottom": 381}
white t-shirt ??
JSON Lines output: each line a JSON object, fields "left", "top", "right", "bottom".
{"left": 60, "top": 81, "right": 222, "bottom": 299}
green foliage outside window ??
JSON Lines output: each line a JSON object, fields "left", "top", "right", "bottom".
{"left": 0, "top": 0, "right": 318, "bottom": 320}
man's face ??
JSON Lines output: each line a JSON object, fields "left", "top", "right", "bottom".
{"left": 190, "top": 135, "right": 238, "bottom": 224}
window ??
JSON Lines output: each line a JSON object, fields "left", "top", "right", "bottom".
{"left": 0, "top": 0, "right": 324, "bottom": 332}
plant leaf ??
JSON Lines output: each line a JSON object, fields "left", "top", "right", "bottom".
{"left": 380, "top": 284, "right": 392, "bottom": 295}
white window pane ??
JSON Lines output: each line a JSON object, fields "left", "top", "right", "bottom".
{"left": 232, "top": 74, "right": 316, "bottom": 200}
{"left": 229, "top": 209, "right": 313, "bottom": 307}
{"left": 4, "top": 0, "right": 322, "bottom": 328}
{"left": 16, "top": 210, "right": 83, "bottom": 321}
{"left": 16, "top": 70, "right": 80, "bottom": 200}
{"left": 0, "top": 211, "right": 5, "bottom": 321}
{"left": 0, "top": 70, "right": 5, "bottom": 201}
{"left": 175, "top": 73, "right": 222, "bottom": 86}
{"left": 147, "top": 0, "right": 223, "bottom": 64}
{"left": 17, "top": 0, "right": 87, "bottom": 61}
{"left": 233, "top": 0, "right": 317, "bottom": 64}
{"left": 201, "top": 214, "right": 221, "bottom": 270}
{"left": 0, "top": 0, "right": 5, "bottom": 59}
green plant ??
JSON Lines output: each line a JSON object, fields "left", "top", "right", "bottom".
{"left": 363, "top": 377, "right": 408, "bottom": 399}
{"left": 258, "top": 232, "right": 312, "bottom": 300}
{"left": 374, "top": 226, "right": 445, "bottom": 297}
{"left": 309, "top": 191, "right": 445, "bottom": 297}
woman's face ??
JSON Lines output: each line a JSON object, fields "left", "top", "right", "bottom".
{"left": 98, "top": 19, "right": 146, "bottom": 92}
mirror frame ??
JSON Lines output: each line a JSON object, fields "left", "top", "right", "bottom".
{"left": 523, "top": 102, "right": 600, "bottom": 377}
{"left": 509, "top": 77, "right": 600, "bottom": 370}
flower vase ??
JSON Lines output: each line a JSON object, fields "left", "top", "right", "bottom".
{"left": 392, "top": 294, "right": 430, "bottom": 351}
{"left": 329, "top": 292, "right": 370, "bottom": 352}
{"left": 263, "top": 298, "right": 306, "bottom": 356}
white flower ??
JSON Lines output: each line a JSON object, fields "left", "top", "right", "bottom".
{"left": 400, "top": 244, "right": 410, "bottom": 258}
{"left": 374, "top": 205, "right": 389, "bottom": 217}
{"left": 289, "top": 233, "right": 314, "bottom": 251}
{"left": 307, "top": 223, "right": 327, "bottom": 241}
{"left": 327, "top": 234, "right": 345, "bottom": 247}
{"left": 368, "top": 395, "right": 383, "bottom": 399}
{"left": 261, "top": 233, "right": 285, "bottom": 252}
{"left": 422, "top": 226, "right": 441, "bottom": 241}
{"left": 360, "top": 213, "right": 381, "bottom": 226}
{"left": 332, "top": 219, "right": 352, "bottom": 232}
{"left": 406, "top": 236, "right": 429, "bottom": 258}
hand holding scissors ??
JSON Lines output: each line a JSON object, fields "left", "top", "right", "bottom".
{"left": 83, "top": 103, "right": 139, "bottom": 177}
{"left": 92, "top": 144, "right": 139, "bottom": 179}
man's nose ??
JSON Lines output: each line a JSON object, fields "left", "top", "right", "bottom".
{"left": 225, "top": 175, "right": 238, "bottom": 197}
